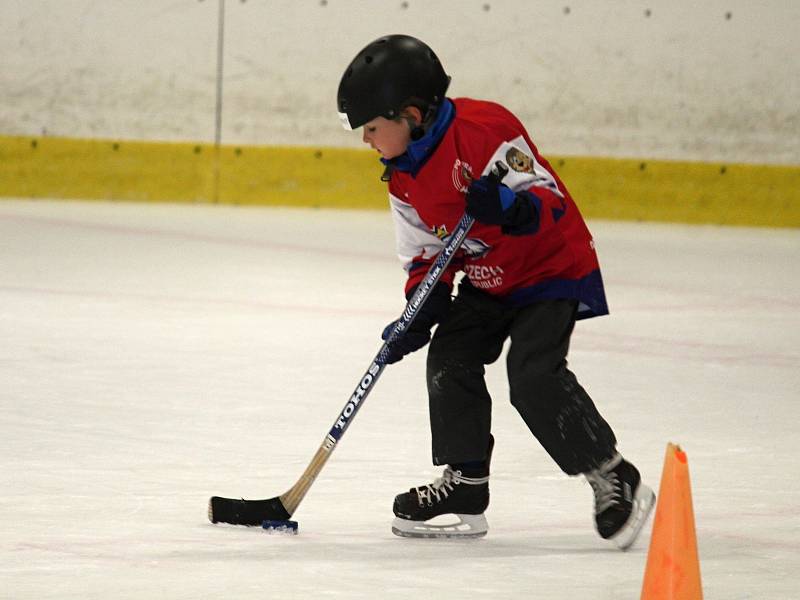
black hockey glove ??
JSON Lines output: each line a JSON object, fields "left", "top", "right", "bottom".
{"left": 465, "top": 175, "right": 539, "bottom": 235}
{"left": 380, "top": 282, "right": 452, "bottom": 365}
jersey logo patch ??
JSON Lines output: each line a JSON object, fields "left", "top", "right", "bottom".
{"left": 452, "top": 158, "right": 474, "bottom": 192}
{"left": 432, "top": 224, "right": 491, "bottom": 259}
{"left": 505, "top": 147, "right": 535, "bottom": 173}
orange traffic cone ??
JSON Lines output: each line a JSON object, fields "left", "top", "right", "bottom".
{"left": 640, "top": 443, "right": 703, "bottom": 600}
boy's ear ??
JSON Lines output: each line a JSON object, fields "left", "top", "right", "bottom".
{"left": 401, "top": 106, "right": 424, "bottom": 126}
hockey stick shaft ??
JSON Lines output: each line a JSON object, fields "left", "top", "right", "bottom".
{"left": 278, "top": 210, "right": 476, "bottom": 515}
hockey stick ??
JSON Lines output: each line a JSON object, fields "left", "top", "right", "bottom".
{"left": 208, "top": 162, "right": 508, "bottom": 528}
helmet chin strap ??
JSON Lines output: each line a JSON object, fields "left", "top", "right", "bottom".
{"left": 403, "top": 116, "right": 425, "bottom": 141}
{"left": 405, "top": 102, "right": 441, "bottom": 141}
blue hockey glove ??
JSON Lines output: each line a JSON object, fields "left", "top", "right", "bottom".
{"left": 466, "top": 176, "right": 539, "bottom": 234}
{"left": 465, "top": 175, "right": 516, "bottom": 225}
{"left": 380, "top": 282, "right": 452, "bottom": 365}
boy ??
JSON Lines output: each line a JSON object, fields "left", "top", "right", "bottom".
{"left": 337, "top": 34, "right": 654, "bottom": 547}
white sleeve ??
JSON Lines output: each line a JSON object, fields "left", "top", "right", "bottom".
{"left": 479, "top": 136, "right": 564, "bottom": 198}
{"left": 389, "top": 192, "right": 444, "bottom": 272}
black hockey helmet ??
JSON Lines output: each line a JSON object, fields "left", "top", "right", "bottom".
{"left": 337, "top": 34, "right": 450, "bottom": 130}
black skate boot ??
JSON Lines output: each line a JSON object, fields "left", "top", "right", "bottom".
{"left": 391, "top": 437, "right": 493, "bottom": 539}
{"left": 584, "top": 454, "right": 656, "bottom": 550}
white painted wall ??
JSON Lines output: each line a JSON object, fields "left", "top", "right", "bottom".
{"left": 2, "top": 0, "right": 798, "bottom": 163}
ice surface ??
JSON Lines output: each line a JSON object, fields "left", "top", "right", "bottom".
{"left": 1, "top": 199, "right": 798, "bottom": 599}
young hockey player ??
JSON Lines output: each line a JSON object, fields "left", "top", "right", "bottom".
{"left": 336, "top": 34, "right": 654, "bottom": 547}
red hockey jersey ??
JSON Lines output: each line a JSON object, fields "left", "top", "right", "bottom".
{"left": 386, "top": 97, "right": 608, "bottom": 320}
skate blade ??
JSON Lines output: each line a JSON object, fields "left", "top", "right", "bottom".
{"left": 391, "top": 513, "right": 488, "bottom": 539}
{"left": 611, "top": 483, "right": 656, "bottom": 550}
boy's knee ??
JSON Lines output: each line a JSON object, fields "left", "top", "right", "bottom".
{"left": 427, "top": 355, "right": 485, "bottom": 395}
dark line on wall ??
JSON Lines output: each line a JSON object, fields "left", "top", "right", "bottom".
{"left": 213, "top": 0, "right": 226, "bottom": 203}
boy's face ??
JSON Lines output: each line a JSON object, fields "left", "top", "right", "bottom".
{"left": 361, "top": 116, "right": 411, "bottom": 159}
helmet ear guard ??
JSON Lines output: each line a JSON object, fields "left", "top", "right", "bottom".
{"left": 337, "top": 35, "right": 450, "bottom": 131}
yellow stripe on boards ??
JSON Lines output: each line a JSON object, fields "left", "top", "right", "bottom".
{"left": 215, "top": 144, "right": 385, "bottom": 208}
{"left": 553, "top": 156, "right": 800, "bottom": 228}
{"left": 0, "top": 135, "right": 385, "bottom": 207}
{"left": 0, "top": 136, "right": 216, "bottom": 203}
{"left": 1, "top": 135, "right": 798, "bottom": 227}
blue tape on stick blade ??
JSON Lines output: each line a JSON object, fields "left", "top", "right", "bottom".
{"left": 262, "top": 520, "right": 299, "bottom": 534}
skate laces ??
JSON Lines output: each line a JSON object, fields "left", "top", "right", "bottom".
{"left": 585, "top": 454, "right": 623, "bottom": 514}
{"left": 415, "top": 467, "right": 489, "bottom": 507}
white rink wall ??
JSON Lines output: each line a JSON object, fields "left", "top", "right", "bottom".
{"left": 2, "top": 0, "right": 798, "bottom": 164}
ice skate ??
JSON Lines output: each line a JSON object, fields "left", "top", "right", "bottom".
{"left": 393, "top": 436, "right": 494, "bottom": 539}
{"left": 585, "top": 453, "right": 656, "bottom": 550}
{"left": 391, "top": 466, "right": 490, "bottom": 538}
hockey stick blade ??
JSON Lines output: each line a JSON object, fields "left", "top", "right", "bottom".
{"left": 209, "top": 495, "right": 290, "bottom": 526}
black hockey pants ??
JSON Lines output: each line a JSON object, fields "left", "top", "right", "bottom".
{"left": 427, "top": 280, "right": 617, "bottom": 475}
